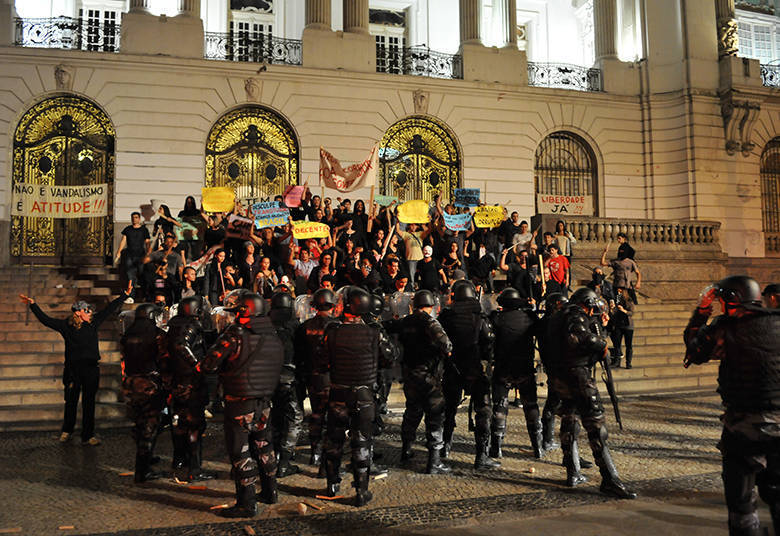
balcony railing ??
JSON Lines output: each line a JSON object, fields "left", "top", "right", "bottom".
{"left": 760, "top": 64, "right": 780, "bottom": 87}
{"left": 527, "top": 62, "right": 602, "bottom": 92}
{"left": 376, "top": 46, "right": 463, "bottom": 80}
{"left": 14, "top": 17, "right": 120, "bottom": 52}
{"left": 204, "top": 32, "right": 302, "bottom": 65}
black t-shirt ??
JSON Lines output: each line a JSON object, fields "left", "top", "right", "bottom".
{"left": 416, "top": 258, "right": 442, "bottom": 292}
{"left": 500, "top": 220, "right": 522, "bottom": 249}
{"left": 507, "top": 262, "right": 533, "bottom": 300}
{"left": 204, "top": 227, "right": 226, "bottom": 250}
{"left": 122, "top": 225, "right": 150, "bottom": 257}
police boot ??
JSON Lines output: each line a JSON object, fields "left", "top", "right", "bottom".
{"left": 401, "top": 440, "right": 415, "bottom": 462}
{"left": 425, "top": 448, "right": 451, "bottom": 475}
{"left": 524, "top": 410, "right": 544, "bottom": 459}
{"left": 276, "top": 449, "right": 301, "bottom": 478}
{"left": 188, "top": 440, "right": 217, "bottom": 482}
{"left": 561, "top": 419, "right": 586, "bottom": 487}
{"left": 353, "top": 472, "right": 373, "bottom": 507}
{"left": 219, "top": 483, "right": 258, "bottom": 518}
{"left": 134, "top": 452, "right": 165, "bottom": 483}
{"left": 258, "top": 472, "right": 278, "bottom": 504}
{"left": 325, "top": 458, "right": 342, "bottom": 497}
{"left": 440, "top": 440, "right": 452, "bottom": 460}
{"left": 474, "top": 436, "right": 501, "bottom": 471}
{"left": 597, "top": 447, "right": 636, "bottom": 500}
{"left": 541, "top": 412, "right": 559, "bottom": 453}
{"left": 489, "top": 434, "right": 503, "bottom": 459}
{"left": 171, "top": 434, "right": 188, "bottom": 470}
{"left": 309, "top": 443, "right": 322, "bottom": 467}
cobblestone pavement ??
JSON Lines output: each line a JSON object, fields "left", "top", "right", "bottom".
{"left": 0, "top": 391, "right": 773, "bottom": 535}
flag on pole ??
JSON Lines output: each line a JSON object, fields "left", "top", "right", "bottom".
{"left": 319, "top": 144, "right": 378, "bottom": 193}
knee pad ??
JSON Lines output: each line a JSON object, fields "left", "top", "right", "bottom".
{"left": 231, "top": 456, "right": 259, "bottom": 484}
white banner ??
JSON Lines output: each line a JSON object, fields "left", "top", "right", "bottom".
{"left": 12, "top": 182, "right": 108, "bottom": 218}
{"left": 319, "top": 144, "right": 378, "bottom": 193}
{"left": 536, "top": 194, "right": 593, "bottom": 216}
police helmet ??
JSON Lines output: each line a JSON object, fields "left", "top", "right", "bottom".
{"left": 343, "top": 286, "right": 371, "bottom": 316}
{"left": 497, "top": 287, "right": 525, "bottom": 310}
{"left": 413, "top": 289, "right": 436, "bottom": 309}
{"left": 569, "top": 288, "right": 600, "bottom": 312}
{"left": 270, "top": 291, "right": 294, "bottom": 311}
{"left": 544, "top": 292, "right": 568, "bottom": 312}
{"left": 451, "top": 280, "right": 477, "bottom": 302}
{"left": 715, "top": 275, "right": 762, "bottom": 308}
{"left": 134, "top": 303, "right": 162, "bottom": 323}
{"left": 312, "top": 288, "right": 337, "bottom": 311}
{"left": 369, "top": 293, "right": 385, "bottom": 317}
{"left": 179, "top": 296, "right": 202, "bottom": 317}
{"left": 235, "top": 291, "right": 266, "bottom": 319}
{"left": 763, "top": 283, "right": 780, "bottom": 297}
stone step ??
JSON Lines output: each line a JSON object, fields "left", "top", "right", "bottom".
{"left": 0, "top": 373, "right": 121, "bottom": 392}
{"left": 611, "top": 373, "right": 718, "bottom": 396}
{"left": 0, "top": 340, "right": 119, "bottom": 354}
{"left": 609, "top": 361, "right": 718, "bottom": 380}
{"left": 0, "top": 362, "right": 121, "bottom": 378}
{"left": 0, "top": 388, "right": 119, "bottom": 406}
{"left": 0, "top": 351, "right": 122, "bottom": 365}
{"left": 0, "top": 330, "right": 65, "bottom": 342}
{"left": 0, "top": 403, "right": 127, "bottom": 431}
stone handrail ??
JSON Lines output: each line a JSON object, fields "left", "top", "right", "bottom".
{"left": 560, "top": 218, "right": 720, "bottom": 246}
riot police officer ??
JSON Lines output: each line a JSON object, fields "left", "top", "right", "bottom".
{"left": 167, "top": 296, "right": 213, "bottom": 481}
{"left": 269, "top": 291, "right": 303, "bottom": 478}
{"left": 546, "top": 288, "right": 635, "bottom": 498}
{"left": 537, "top": 292, "right": 567, "bottom": 452}
{"left": 202, "top": 291, "right": 285, "bottom": 517}
{"left": 319, "top": 286, "right": 393, "bottom": 506}
{"left": 293, "top": 288, "right": 339, "bottom": 473}
{"left": 438, "top": 280, "right": 497, "bottom": 470}
{"left": 684, "top": 276, "right": 780, "bottom": 536}
{"left": 489, "top": 287, "right": 542, "bottom": 459}
{"left": 364, "top": 293, "right": 399, "bottom": 436}
{"left": 388, "top": 289, "right": 453, "bottom": 474}
{"left": 120, "top": 303, "right": 167, "bottom": 483}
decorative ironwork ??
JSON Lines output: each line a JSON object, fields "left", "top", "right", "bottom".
{"left": 376, "top": 46, "right": 463, "bottom": 80}
{"left": 206, "top": 106, "right": 299, "bottom": 201}
{"left": 14, "top": 17, "right": 119, "bottom": 52}
{"left": 12, "top": 95, "right": 115, "bottom": 262}
{"left": 736, "top": 0, "right": 776, "bottom": 15}
{"left": 760, "top": 138, "right": 780, "bottom": 254}
{"left": 379, "top": 116, "right": 461, "bottom": 202}
{"left": 761, "top": 64, "right": 780, "bottom": 87}
{"left": 535, "top": 132, "right": 597, "bottom": 215}
{"left": 527, "top": 62, "right": 602, "bottom": 92}
{"left": 204, "top": 32, "right": 302, "bottom": 65}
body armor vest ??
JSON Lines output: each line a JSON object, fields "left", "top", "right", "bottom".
{"left": 492, "top": 309, "right": 535, "bottom": 378}
{"left": 121, "top": 319, "right": 163, "bottom": 376}
{"left": 166, "top": 315, "right": 205, "bottom": 379}
{"left": 398, "top": 312, "right": 447, "bottom": 374}
{"left": 439, "top": 301, "right": 488, "bottom": 370}
{"left": 546, "top": 305, "right": 605, "bottom": 371}
{"left": 324, "top": 322, "right": 378, "bottom": 387}
{"left": 220, "top": 316, "right": 284, "bottom": 398}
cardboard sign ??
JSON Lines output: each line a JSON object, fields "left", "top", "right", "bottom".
{"left": 283, "top": 185, "right": 305, "bottom": 208}
{"left": 225, "top": 214, "right": 254, "bottom": 239}
{"left": 252, "top": 201, "right": 289, "bottom": 229}
{"left": 174, "top": 218, "right": 199, "bottom": 241}
{"left": 443, "top": 212, "right": 472, "bottom": 232}
{"left": 474, "top": 205, "right": 504, "bottom": 228}
{"left": 374, "top": 195, "right": 398, "bottom": 206}
{"left": 536, "top": 194, "right": 593, "bottom": 216}
{"left": 11, "top": 182, "right": 108, "bottom": 218}
{"left": 292, "top": 221, "right": 331, "bottom": 239}
{"left": 453, "top": 188, "right": 480, "bottom": 208}
{"left": 397, "top": 200, "right": 430, "bottom": 224}
{"left": 201, "top": 187, "right": 235, "bottom": 213}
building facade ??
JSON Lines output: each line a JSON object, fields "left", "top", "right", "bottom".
{"left": 0, "top": 0, "right": 778, "bottom": 284}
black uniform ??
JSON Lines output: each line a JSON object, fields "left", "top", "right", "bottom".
{"left": 202, "top": 314, "right": 284, "bottom": 512}
{"left": 536, "top": 308, "right": 562, "bottom": 452}
{"left": 363, "top": 311, "right": 399, "bottom": 436}
{"left": 121, "top": 316, "right": 167, "bottom": 482}
{"left": 438, "top": 300, "right": 496, "bottom": 465}
{"left": 166, "top": 313, "right": 209, "bottom": 480}
{"left": 685, "top": 309, "right": 780, "bottom": 536}
{"left": 489, "top": 306, "right": 542, "bottom": 458}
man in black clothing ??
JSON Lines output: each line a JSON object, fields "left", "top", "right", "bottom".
{"left": 363, "top": 293, "right": 399, "bottom": 436}
{"left": 499, "top": 248, "right": 534, "bottom": 304}
{"left": 115, "top": 212, "right": 150, "bottom": 300}
{"left": 416, "top": 245, "right": 447, "bottom": 292}
{"left": 684, "top": 276, "right": 780, "bottom": 536}
{"left": 380, "top": 258, "right": 405, "bottom": 294}
{"left": 202, "top": 291, "right": 285, "bottom": 518}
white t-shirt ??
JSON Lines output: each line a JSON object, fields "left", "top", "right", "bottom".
{"left": 293, "top": 258, "right": 318, "bottom": 278}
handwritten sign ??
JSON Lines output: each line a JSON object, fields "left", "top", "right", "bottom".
{"left": 454, "top": 188, "right": 480, "bottom": 208}
{"left": 292, "top": 221, "right": 330, "bottom": 239}
{"left": 174, "top": 218, "right": 199, "bottom": 241}
{"left": 474, "top": 205, "right": 504, "bottom": 228}
{"left": 12, "top": 182, "right": 108, "bottom": 218}
{"left": 283, "top": 185, "right": 305, "bottom": 208}
{"left": 374, "top": 195, "right": 398, "bottom": 206}
{"left": 536, "top": 194, "right": 593, "bottom": 216}
{"left": 397, "top": 200, "right": 430, "bottom": 224}
{"left": 201, "top": 187, "right": 235, "bottom": 213}
{"left": 252, "top": 201, "right": 289, "bottom": 229}
{"left": 225, "top": 214, "right": 254, "bottom": 239}
{"left": 443, "top": 212, "right": 472, "bottom": 232}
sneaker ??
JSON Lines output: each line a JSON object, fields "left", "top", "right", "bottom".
{"left": 124, "top": 297, "right": 134, "bottom": 304}
{"left": 82, "top": 437, "right": 101, "bottom": 446}
{"left": 59, "top": 432, "right": 71, "bottom": 443}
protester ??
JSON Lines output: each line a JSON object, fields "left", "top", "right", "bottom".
{"left": 116, "top": 211, "right": 150, "bottom": 301}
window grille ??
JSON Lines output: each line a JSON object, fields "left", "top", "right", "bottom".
{"left": 534, "top": 131, "right": 597, "bottom": 215}
{"left": 761, "top": 138, "right": 780, "bottom": 253}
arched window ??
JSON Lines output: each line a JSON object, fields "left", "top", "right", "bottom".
{"left": 760, "top": 138, "right": 780, "bottom": 254}
{"left": 534, "top": 131, "right": 597, "bottom": 215}
{"left": 379, "top": 115, "right": 461, "bottom": 202}
{"left": 11, "top": 95, "right": 115, "bottom": 263}
{"left": 205, "top": 105, "right": 299, "bottom": 201}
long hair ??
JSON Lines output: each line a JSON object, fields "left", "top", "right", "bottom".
{"left": 159, "top": 204, "right": 172, "bottom": 219}
{"left": 68, "top": 312, "right": 84, "bottom": 329}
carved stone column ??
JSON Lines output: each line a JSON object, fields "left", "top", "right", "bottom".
{"left": 715, "top": 0, "right": 737, "bottom": 57}
{"left": 129, "top": 0, "right": 153, "bottom": 13}
{"left": 593, "top": 0, "right": 618, "bottom": 60}
{"left": 459, "top": 0, "right": 481, "bottom": 45}
{"left": 343, "top": 0, "right": 369, "bottom": 34}
{"left": 306, "top": 0, "right": 331, "bottom": 30}
{"left": 494, "top": 0, "right": 517, "bottom": 47}
{"left": 177, "top": 0, "right": 200, "bottom": 17}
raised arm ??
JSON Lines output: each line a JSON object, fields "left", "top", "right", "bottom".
{"left": 21, "top": 295, "right": 65, "bottom": 332}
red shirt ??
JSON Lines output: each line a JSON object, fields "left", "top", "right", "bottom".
{"left": 546, "top": 255, "right": 570, "bottom": 285}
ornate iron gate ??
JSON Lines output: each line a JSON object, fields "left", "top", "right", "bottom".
{"left": 205, "top": 106, "right": 299, "bottom": 201}
{"left": 534, "top": 131, "right": 597, "bottom": 215}
{"left": 11, "top": 95, "right": 115, "bottom": 264}
{"left": 760, "top": 138, "right": 780, "bottom": 254}
{"left": 379, "top": 115, "right": 461, "bottom": 203}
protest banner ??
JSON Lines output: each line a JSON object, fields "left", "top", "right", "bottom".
{"left": 443, "top": 212, "right": 472, "bottom": 232}
{"left": 453, "top": 188, "right": 481, "bottom": 208}
{"left": 174, "top": 218, "right": 199, "bottom": 241}
{"left": 201, "top": 187, "right": 235, "bottom": 213}
{"left": 374, "top": 194, "right": 398, "bottom": 206}
{"left": 292, "top": 221, "right": 330, "bottom": 239}
{"left": 319, "top": 144, "right": 378, "bottom": 192}
{"left": 536, "top": 194, "right": 593, "bottom": 216}
{"left": 12, "top": 182, "right": 108, "bottom": 218}
{"left": 252, "top": 201, "right": 289, "bottom": 228}
{"left": 474, "top": 205, "right": 504, "bottom": 228}
{"left": 283, "top": 185, "right": 305, "bottom": 208}
{"left": 225, "top": 214, "right": 254, "bottom": 239}
{"left": 397, "top": 200, "right": 430, "bottom": 224}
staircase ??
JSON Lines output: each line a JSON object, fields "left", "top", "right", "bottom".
{"left": 0, "top": 265, "right": 127, "bottom": 431}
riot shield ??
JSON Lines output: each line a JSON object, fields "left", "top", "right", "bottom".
{"left": 118, "top": 309, "right": 135, "bottom": 335}
{"left": 389, "top": 291, "right": 414, "bottom": 318}
{"left": 294, "top": 294, "right": 316, "bottom": 322}
{"left": 480, "top": 293, "right": 499, "bottom": 315}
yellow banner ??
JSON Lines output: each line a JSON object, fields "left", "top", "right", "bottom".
{"left": 397, "top": 200, "right": 430, "bottom": 224}
{"left": 201, "top": 187, "right": 235, "bottom": 213}
{"left": 292, "top": 221, "right": 331, "bottom": 239}
{"left": 474, "top": 205, "right": 504, "bottom": 228}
